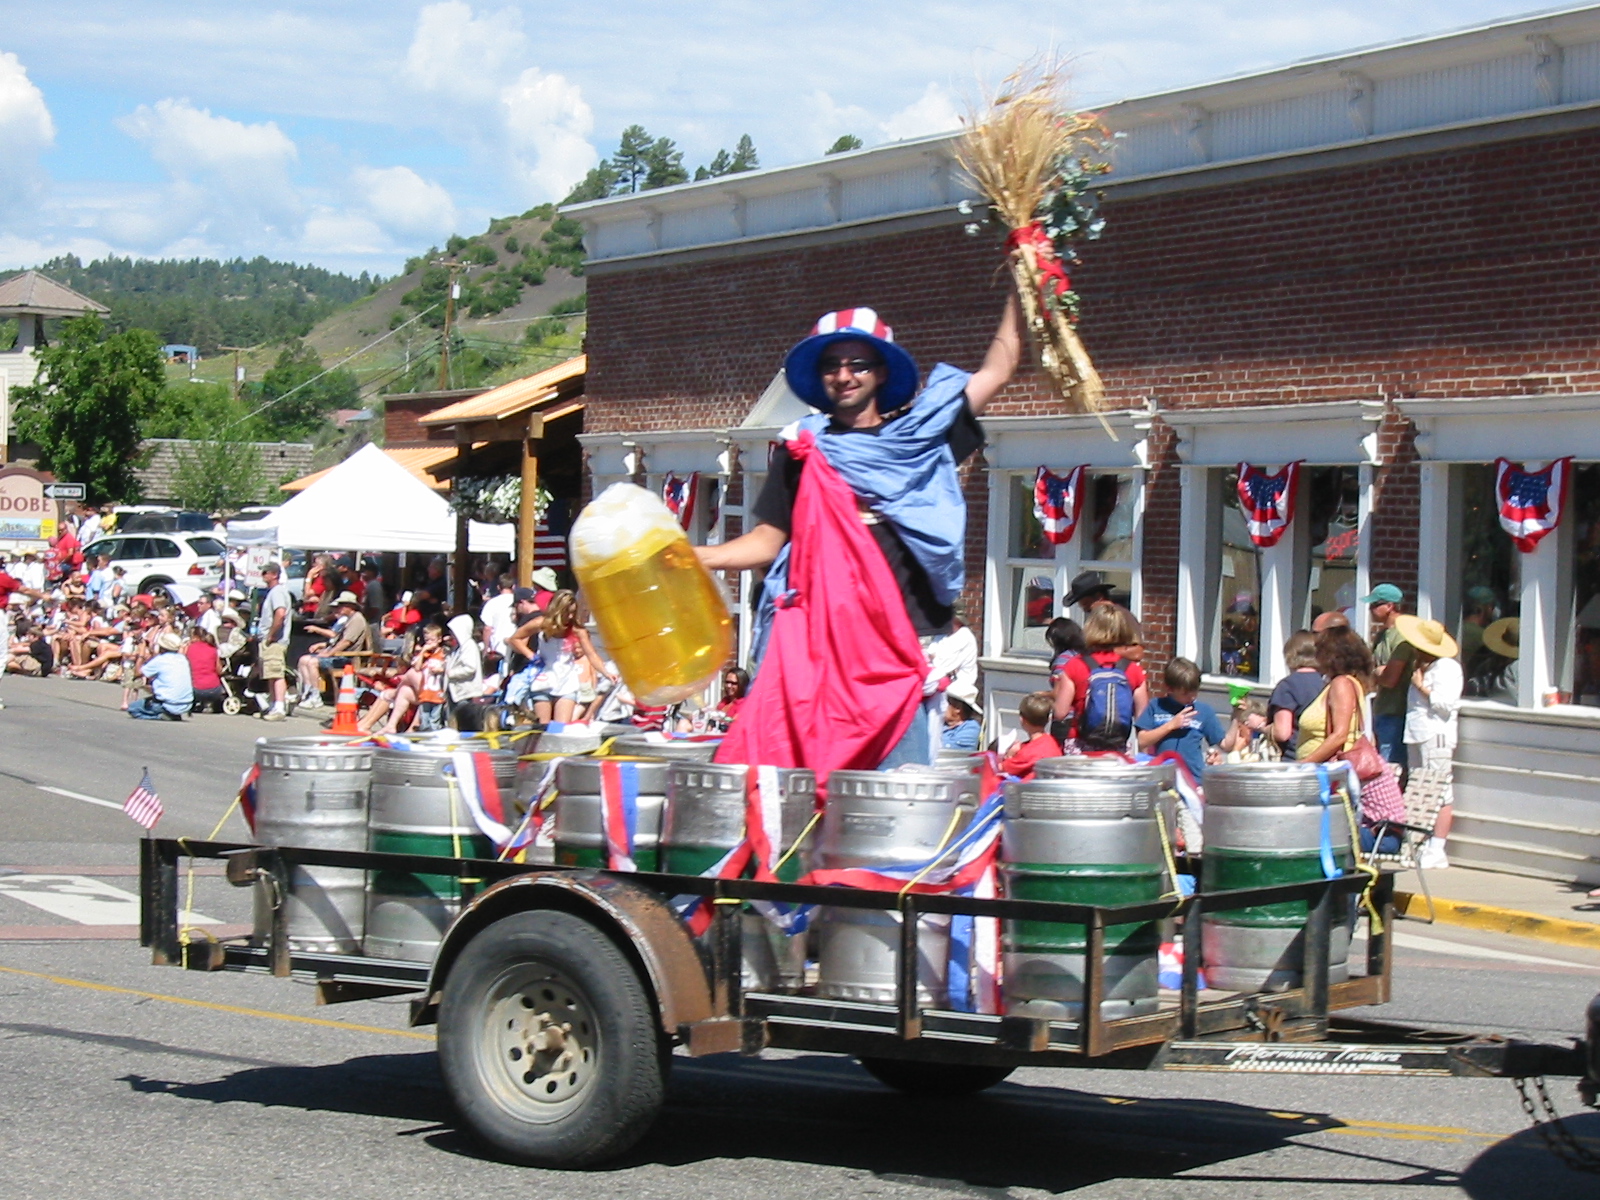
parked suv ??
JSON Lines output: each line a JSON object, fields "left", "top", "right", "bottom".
{"left": 113, "top": 508, "right": 215, "bottom": 534}
{"left": 84, "top": 533, "right": 225, "bottom": 594}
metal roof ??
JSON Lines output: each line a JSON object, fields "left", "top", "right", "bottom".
{"left": 420, "top": 355, "right": 586, "bottom": 428}
{"left": 0, "top": 271, "right": 110, "bottom": 318}
{"left": 281, "top": 445, "right": 459, "bottom": 494}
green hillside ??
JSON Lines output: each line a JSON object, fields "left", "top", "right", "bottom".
{"left": 30, "top": 254, "right": 379, "bottom": 355}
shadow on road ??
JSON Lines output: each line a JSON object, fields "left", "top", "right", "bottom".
{"left": 115, "top": 1049, "right": 1598, "bottom": 1192}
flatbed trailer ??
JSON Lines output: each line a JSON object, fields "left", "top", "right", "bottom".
{"left": 141, "top": 837, "right": 1600, "bottom": 1168}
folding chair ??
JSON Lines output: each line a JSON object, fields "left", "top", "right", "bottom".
{"left": 1365, "top": 759, "right": 1454, "bottom": 923}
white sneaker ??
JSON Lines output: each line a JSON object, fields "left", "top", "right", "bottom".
{"left": 1417, "top": 842, "right": 1449, "bottom": 870}
{"left": 263, "top": 708, "right": 287, "bottom": 722}
{"left": 298, "top": 695, "right": 324, "bottom": 710}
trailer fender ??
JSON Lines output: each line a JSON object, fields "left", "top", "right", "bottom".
{"left": 414, "top": 870, "right": 714, "bottom": 1036}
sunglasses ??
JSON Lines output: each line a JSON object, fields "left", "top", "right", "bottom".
{"left": 819, "top": 357, "right": 883, "bottom": 376}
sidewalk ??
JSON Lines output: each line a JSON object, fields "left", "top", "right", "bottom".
{"left": 1391, "top": 864, "right": 1600, "bottom": 950}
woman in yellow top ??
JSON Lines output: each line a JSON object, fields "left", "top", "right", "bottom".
{"left": 1297, "top": 627, "right": 1375, "bottom": 763}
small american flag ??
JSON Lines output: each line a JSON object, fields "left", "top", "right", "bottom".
{"left": 124, "top": 769, "right": 164, "bottom": 830}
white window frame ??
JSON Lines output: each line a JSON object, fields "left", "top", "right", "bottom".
{"left": 987, "top": 466, "right": 1144, "bottom": 661}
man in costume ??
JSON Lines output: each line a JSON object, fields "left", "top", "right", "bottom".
{"left": 699, "top": 299, "right": 1020, "bottom": 780}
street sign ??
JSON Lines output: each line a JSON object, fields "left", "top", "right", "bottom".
{"left": 42, "top": 483, "right": 86, "bottom": 500}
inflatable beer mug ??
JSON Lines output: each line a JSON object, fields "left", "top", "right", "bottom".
{"left": 570, "top": 483, "right": 732, "bottom": 705}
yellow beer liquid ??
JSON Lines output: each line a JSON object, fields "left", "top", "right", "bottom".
{"left": 575, "top": 523, "right": 732, "bottom": 706}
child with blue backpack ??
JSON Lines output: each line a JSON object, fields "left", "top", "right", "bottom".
{"left": 1060, "top": 605, "right": 1149, "bottom": 751}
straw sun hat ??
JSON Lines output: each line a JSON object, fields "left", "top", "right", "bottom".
{"left": 1483, "top": 616, "right": 1520, "bottom": 659}
{"left": 1393, "top": 615, "right": 1459, "bottom": 659}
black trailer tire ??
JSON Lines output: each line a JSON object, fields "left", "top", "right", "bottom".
{"left": 857, "top": 1057, "right": 1014, "bottom": 1096}
{"left": 438, "top": 909, "right": 665, "bottom": 1167}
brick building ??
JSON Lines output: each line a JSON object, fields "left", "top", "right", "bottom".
{"left": 568, "top": 7, "right": 1600, "bottom": 884}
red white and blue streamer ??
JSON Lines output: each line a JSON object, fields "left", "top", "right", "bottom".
{"left": 1496, "top": 456, "right": 1572, "bottom": 553}
{"left": 1033, "top": 465, "right": 1087, "bottom": 545}
{"left": 237, "top": 763, "right": 260, "bottom": 835}
{"left": 450, "top": 751, "right": 511, "bottom": 845}
{"left": 599, "top": 759, "right": 640, "bottom": 872}
{"left": 1235, "top": 461, "right": 1302, "bottom": 548}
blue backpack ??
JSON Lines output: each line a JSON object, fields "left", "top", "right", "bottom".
{"left": 1078, "top": 654, "right": 1135, "bottom": 750}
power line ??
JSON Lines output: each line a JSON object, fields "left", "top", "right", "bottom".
{"left": 222, "top": 304, "right": 439, "bottom": 433}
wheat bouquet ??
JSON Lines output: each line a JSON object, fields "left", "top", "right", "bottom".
{"left": 958, "top": 63, "right": 1111, "bottom": 421}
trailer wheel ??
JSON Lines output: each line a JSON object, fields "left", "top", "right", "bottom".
{"left": 438, "top": 909, "right": 665, "bottom": 1167}
{"left": 857, "top": 1057, "right": 1014, "bottom": 1096}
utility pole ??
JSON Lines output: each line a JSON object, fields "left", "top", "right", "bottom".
{"left": 219, "top": 346, "right": 250, "bottom": 403}
{"left": 435, "top": 261, "right": 465, "bottom": 390}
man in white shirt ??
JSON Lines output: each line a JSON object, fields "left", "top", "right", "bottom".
{"left": 77, "top": 505, "right": 103, "bottom": 546}
{"left": 478, "top": 573, "right": 518, "bottom": 669}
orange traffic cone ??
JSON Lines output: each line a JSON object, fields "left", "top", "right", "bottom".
{"left": 330, "top": 664, "right": 361, "bottom": 734}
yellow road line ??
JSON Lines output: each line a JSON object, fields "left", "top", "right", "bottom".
{"left": 0, "top": 963, "right": 434, "bottom": 1041}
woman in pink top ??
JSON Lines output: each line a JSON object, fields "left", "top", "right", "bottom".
{"left": 186, "top": 630, "right": 227, "bottom": 713}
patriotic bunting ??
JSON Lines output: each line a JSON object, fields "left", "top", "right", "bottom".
{"left": 1496, "top": 456, "right": 1572, "bottom": 553}
{"left": 1033, "top": 465, "right": 1087, "bottom": 545}
{"left": 599, "top": 760, "right": 640, "bottom": 872}
{"left": 662, "top": 472, "right": 699, "bottom": 530}
{"left": 449, "top": 751, "right": 511, "bottom": 845}
{"left": 237, "top": 763, "right": 260, "bottom": 835}
{"left": 1235, "top": 461, "right": 1302, "bottom": 548}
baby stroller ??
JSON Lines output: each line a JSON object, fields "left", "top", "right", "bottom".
{"left": 219, "top": 636, "right": 261, "bottom": 716}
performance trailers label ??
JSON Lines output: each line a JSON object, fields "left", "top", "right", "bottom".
{"left": 1162, "top": 1043, "right": 1453, "bottom": 1076}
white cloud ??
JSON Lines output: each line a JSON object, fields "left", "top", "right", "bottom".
{"left": 404, "top": 1, "right": 598, "bottom": 203}
{"left": 351, "top": 165, "right": 457, "bottom": 241}
{"left": 805, "top": 90, "right": 874, "bottom": 157}
{"left": 501, "top": 67, "right": 597, "bottom": 201}
{"left": 879, "top": 83, "right": 961, "bottom": 143}
{"left": 112, "top": 99, "right": 303, "bottom": 248}
{"left": 0, "top": 51, "right": 56, "bottom": 215}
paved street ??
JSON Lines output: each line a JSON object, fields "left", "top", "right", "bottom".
{"left": 0, "top": 672, "right": 1596, "bottom": 1199}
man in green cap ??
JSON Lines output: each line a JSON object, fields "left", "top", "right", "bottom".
{"left": 1363, "top": 583, "right": 1413, "bottom": 773}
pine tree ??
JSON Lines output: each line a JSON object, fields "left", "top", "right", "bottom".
{"left": 826, "top": 134, "right": 864, "bottom": 154}
{"left": 610, "top": 125, "right": 655, "bottom": 193}
{"left": 729, "top": 134, "right": 759, "bottom": 173}
{"left": 643, "top": 136, "right": 688, "bottom": 190}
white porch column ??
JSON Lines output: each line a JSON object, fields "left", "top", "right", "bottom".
{"left": 1175, "top": 466, "right": 1210, "bottom": 663}
{"left": 1260, "top": 534, "right": 1297, "bottom": 685}
{"left": 1414, "top": 462, "right": 1449, "bottom": 625}
{"left": 1518, "top": 508, "right": 1573, "bottom": 707}
{"left": 1355, "top": 464, "right": 1377, "bottom": 638}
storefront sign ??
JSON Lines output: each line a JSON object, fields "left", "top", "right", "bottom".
{"left": 0, "top": 467, "right": 59, "bottom": 547}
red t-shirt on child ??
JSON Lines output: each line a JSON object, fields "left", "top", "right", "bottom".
{"left": 185, "top": 641, "right": 222, "bottom": 690}
{"left": 1000, "top": 733, "right": 1063, "bottom": 781}
{"left": 1061, "top": 651, "right": 1146, "bottom": 720}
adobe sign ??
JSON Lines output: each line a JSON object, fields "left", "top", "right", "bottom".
{"left": 0, "top": 466, "right": 60, "bottom": 543}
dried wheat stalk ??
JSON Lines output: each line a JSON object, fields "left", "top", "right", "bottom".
{"left": 957, "top": 62, "right": 1110, "bottom": 427}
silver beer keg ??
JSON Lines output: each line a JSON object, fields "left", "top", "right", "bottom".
{"left": 1001, "top": 775, "right": 1166, "bottom": 1019}
{"left": 610, "top": 734, "right": 721, "bottom": 762}
{"left": 250, "top": 736, "right": 372, "bottom": 954}
{"left": 813, "top": 768, "right": 979, "bottom": 1005}
{"left": 364, "top": 743, "right": 516, "bottom": 962}
{"left": 663, "top": 761, "right": 818, "bottom": 991}
{"left": 1201, "top": 761, "right": 1355, "bottom": 992}
{"left": 551, "top": 757, "right": 670, "bottom": 871}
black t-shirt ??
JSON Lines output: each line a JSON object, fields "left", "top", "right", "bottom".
{"left": 1267, "top": 670, "right": 1327, "bottom": 761}
{"left": 751, "top": 404, "right": 984, "bottom": 637}
{"left": 30, "top": 636, "right": 53, "bottom": 677}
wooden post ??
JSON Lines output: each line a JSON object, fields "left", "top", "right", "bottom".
{"left": 517, "top": 413, "right": 541, "bottom": 588}
{"left": 453, "top": 510, "right": 470, "bottom": 615}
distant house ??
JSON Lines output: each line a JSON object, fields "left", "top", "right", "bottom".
{"left": 135, "top": 439, "right": 315, "bottom": 505}
{"left": 0, "top": 270, "right": 109, "bottom": 458}
{"left": 161, "top": 344, "right": 200, "bottom": 364}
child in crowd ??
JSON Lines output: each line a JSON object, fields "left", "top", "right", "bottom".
{"left": 1134, "top": 657, "right": 1259, "bottom": 780}
{"left": 414, "top": 628, "right": 449, "bottom": 732}
{"left": 1224, "top": 696, "right": 1275, "bottom": 763}
{"left": 1000, "top": 691, "right": 1063, "bottom": 780}
{"left": 185, "top": 629, "right": 227, "bottom": 713}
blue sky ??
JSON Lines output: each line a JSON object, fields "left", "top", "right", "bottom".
{"left": 0, "top": 2, "right": 1574, "bottom": 275}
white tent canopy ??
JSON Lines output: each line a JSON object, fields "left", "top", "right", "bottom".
{"left": 259, "top": 443, "right": 513, "bottom": 554}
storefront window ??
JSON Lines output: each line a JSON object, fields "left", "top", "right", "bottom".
{"left": 1085, "top": 472, "right": 1136, "bottom": 564}
{"left": 1457, "top": 464, "right": 1520, "bottom": 701}
{"left": 1568, "top": 464, "right": 1600, "bottom": 706}
{"left": 1302, "top": 466, "right": 1360, "bottom": 628}
{"left": 1006, "top": 475, "right": 1055, "bottom": 655}
{"left": 1215, "top": 467, "right": 1263, "bottom": 679}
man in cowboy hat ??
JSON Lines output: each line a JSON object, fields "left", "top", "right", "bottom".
{"left": 131, "top": 630, "right": 193, "bottom": 720}
{"left": 1063, "top": 570, "right": 1117, "bottom": 616}
{"left": 700, "top": 297, "right": 1021, "bottom": 775}
{"left": 294, "top": 591, "right": 373, "bottom": 708}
